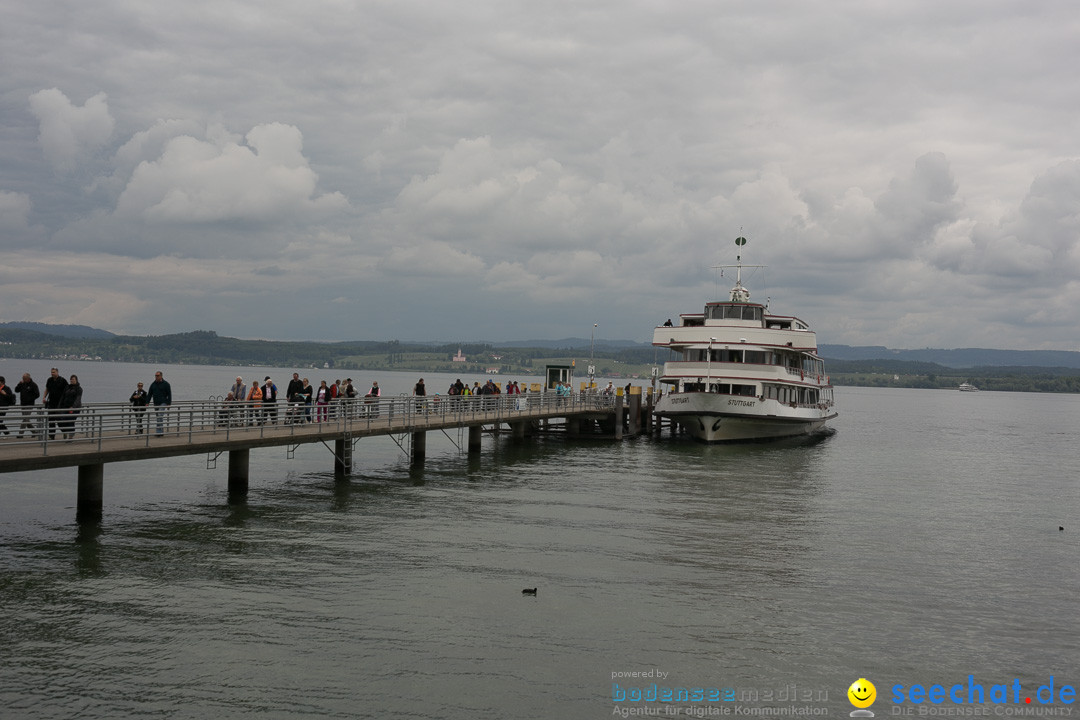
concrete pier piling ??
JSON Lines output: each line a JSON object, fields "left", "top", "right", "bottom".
{"left": 510, "top": 421, "right": 526, "bottom": 441}
{"left": 76, "top": 463, "right": 104, "bottom": 522}
{"left": 468, "top": 425, "right": 482, "bottom": 453}
{"left": 335, "top": 438, "right": 352, "bottom": 477}
{"left": 411, "top": 431, "right": 426, "bottom": 461}
{"left": 228, "top": 449, "right": 250, "bottom": 496}
{"left": 628, "top": 387, "right": 641, "bottom": 435}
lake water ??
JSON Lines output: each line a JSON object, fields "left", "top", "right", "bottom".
{"left": 2, "top": 361, "right": 1079, "bottom": 719}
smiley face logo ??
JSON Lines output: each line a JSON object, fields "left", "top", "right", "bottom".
{"left": 848, "top": 678, "right": 876, "bottom": 709}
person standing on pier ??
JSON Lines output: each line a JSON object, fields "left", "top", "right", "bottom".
{"left": 365, "top": 380, "right": 380, "bottom": 417}
{"left": 602, "top": 382, "right": 615, "bottom": 405}
{"left": 14, "top": 373, "right": 39, "bottom": 438}
{"left": 247, "top": 380, "right": 264, "bottom": 425}
{"left": 58, "top": 375, "right": 82, "bottom": 440}
{"left": 263, "top": 377, "right": 278, "bottom": 424}
{"left": 315, "top": 380, "right": 331, "bottom": 422}
{"left": 286, "top": 373, "right": 303, "bottom": 401}
{"left": 230, "top": 376, "right": 247, "bottom": 424}
{"left": 329, "top": 380, "right": 340, "bottom": 420}
{"left": 286, "top": 373, "right": 304, "bottom": 423}
{"left": 342, "top": 379, "right": 356, "bottom": 418}
{"left": 301, "top": 378, "right": 313, "bottom": 422}
{"left": 43, "top": 368, "right": 67, "bottom": 440}
{"left": 129, "top": 382, "right": 148, "bottom": 434}
{"left": 0, "top": 376, "right": 14, "bottom": 435}
{"left": 147, "top": 371, "right": 172, "bottom": 436}
{"left": 413, "top": 378, "right": 426, "bottom": 413}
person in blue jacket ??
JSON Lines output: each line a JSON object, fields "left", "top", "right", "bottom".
{"left": 147, "top": 371, "right": 172, "bottom": 436}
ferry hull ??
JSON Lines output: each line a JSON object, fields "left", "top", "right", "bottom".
{"left": 655, "top": 393, "right": 836, "bottom": 443}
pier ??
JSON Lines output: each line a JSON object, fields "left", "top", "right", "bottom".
{"left": 0, "top": 390, "right": 652, "bottom": 521}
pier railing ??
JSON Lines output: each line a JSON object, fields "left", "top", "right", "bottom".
{"left": 0, "top": 392, "right": 615, "bottom": 456}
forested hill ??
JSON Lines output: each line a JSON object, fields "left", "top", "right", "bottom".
{"left": 0, "top": 328, "right": 449, "bottom": 368}
{"left": 0, "top": 321, "right": 115, "bottom": 339}
{"left": 0, "top": 328, "right": 645, "bottom": 377}
{"left": 819, "top": 345, "right": 1080, "bottom": 392}
{"left": 820, "top": 345, "right": 1080, "bottom": 369}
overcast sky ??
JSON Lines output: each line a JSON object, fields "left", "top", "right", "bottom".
{"left": 2, "top": 1, "right": 1078, "bottom": 349}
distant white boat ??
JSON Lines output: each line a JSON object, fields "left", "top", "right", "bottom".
{"left": 959, "top": 382, "right": 979, "bottom": 392}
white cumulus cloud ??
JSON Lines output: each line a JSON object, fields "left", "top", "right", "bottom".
{"left": 115, "top": 122, "right": 347, "bottom": 223}
{"left": 28, "top": 89, "right": 115, "bottom": 173}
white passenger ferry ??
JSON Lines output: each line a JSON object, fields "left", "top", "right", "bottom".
{"left": 652, "top": 237, "right": 837, "bottom": 442}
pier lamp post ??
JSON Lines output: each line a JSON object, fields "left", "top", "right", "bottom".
{"left": 588, "top": 323, "right": 598, "bottom": 391}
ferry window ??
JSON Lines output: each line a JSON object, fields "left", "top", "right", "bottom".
{"left": 732, "top": 384, "right": 755, "bottom": 396}
{"left": 724, "top": 306, "right": 742, "bottom": 319}
{"left": 742, "top": 307, "right": 762, "bottom": 322}
{"left": 717, "top": 383, "right": 731, "bottom": 394}
{"left": 744, "top": 351, "right": 767, "bottom": 365}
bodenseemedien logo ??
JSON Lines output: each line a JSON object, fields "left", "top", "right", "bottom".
{"left": 849, "top": 678, "right": 877, "bottom": 717}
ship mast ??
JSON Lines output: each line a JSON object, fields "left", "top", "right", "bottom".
{"left": 712, "top": 235, "right": 765, "bottom": 303}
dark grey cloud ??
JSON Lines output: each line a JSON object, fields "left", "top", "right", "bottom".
{"left": 0, "top": 0, "right": 1078, "bottom": 349}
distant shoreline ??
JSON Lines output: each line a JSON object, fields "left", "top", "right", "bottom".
{"left": 5, "top": 325, "right": 1080, "bottom": 394}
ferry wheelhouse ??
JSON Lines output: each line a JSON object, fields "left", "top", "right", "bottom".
{"left": 652, "top": 237, "right": 837, "bottom": 442}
